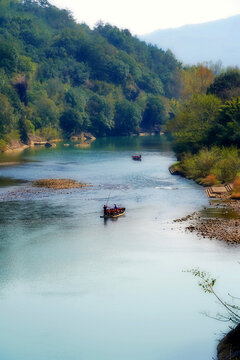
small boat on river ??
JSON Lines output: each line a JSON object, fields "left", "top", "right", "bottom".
{"left": 132, "top": 155, "right": 141, "bottom": 161}
{"left": 100, "top": 205, "right": 126, "bottom": 218}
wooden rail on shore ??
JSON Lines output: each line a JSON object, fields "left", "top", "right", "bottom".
{"left": 225, "top": 183, "right": 233, "bottom": 192}
{"left": 205, "top": 184, "right": 233, "bottom": 198}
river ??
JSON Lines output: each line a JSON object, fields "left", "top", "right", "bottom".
{"left": 0, "top": 136, "right": 239, "bottom": 360}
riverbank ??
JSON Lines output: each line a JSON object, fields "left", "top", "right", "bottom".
{"left": 217, "top": 324, "right": 240, "bottom": 360}
{"left": 174, "top": 200, "right": 240, "bottom": 244}
{"left": 1, "top": 137, "right": 59, "bottom": 155}
{"left": 0, "top": 132, "right": 97, "bottom": 156}
{"left": 170, "top": 160, "right": 240, "bottom": 244}
{"left": 4, "top": 140, "right": 29, "bottom": 154}
{"left": 171, "top": 161, "right": 240, "bottom": 244}
{"left": 169, "top": 147, "right": 240, "bottom": 187}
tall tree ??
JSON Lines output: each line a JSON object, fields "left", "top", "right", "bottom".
{"left": 165, "top": 94, "right": 222, "bottom": 153}
{"left": 114, "top": 100, "right": 141, "bottom": 135}
{"left": 141, "top": 95, "right": 166, "bottom": 130}
{"left": 207, "top": 70, "right": 240, "bottom": 100}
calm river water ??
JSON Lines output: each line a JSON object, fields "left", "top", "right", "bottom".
{"left": 0, "top": 136, "right": 239, "bottom": 360}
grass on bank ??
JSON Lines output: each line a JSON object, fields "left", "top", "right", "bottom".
{"left": 172, "top": 147, "right": 240, "bottom": 185}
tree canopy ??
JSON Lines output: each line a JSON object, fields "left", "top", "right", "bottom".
{"left": 0, "top": 0, "right": 181, "bottom": 149}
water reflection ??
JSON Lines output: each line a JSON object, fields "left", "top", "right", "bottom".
{"left": 0, "top": 176, "right": 27, "bottom": 187}
{"left": 200, "top": 206, "right": 240, "bottom": 219}
{"left": 0, "top": 200, "right": 74, "bottom": 229}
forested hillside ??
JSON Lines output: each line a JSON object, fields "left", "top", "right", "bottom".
{"left": 0, "top": 0, "right": 181, "bottom": 150}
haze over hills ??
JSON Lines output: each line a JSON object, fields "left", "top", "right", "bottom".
{"left": 141, "top": 15, "right": 240, "bottom": 66}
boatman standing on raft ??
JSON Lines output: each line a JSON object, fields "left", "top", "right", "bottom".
{"left": 103, "top": 205, "right": 108, "bottom": 215}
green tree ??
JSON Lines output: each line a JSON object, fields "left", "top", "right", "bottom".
{"left": 45, "top": 78, "right": 65, "bottom": 103}
{"left": 33, "top": 96, "right": 59, "bottom": 128}
{"left": 211, "top": 97, "right": 240, "bottom": 146}
{"left": 0, "top": 40, "right": 18, "bottom": 74}
{"left": 207, "top": 70, "right": 240, "bottom": 100}
{"left": 166, "top": 94, "right": 222, "bottom": 153}
{"left": 137, "top": 71, "right": 164, "bottom": 95}
{"left": 114, "top": 100, "right": 141, "bottom": 135}
{"left": 0, "top": 94, "right": 16, "bottom": 136}
{"left": 86, "top": 95, "right": 114, "bottom": 136}
{"left": 107, "top": 59, "right": 129, "bottom": 84}
{"left": 59, "top": 108, "right": 85, "bottom": 135}
{"left": 141, "top": 95, "right": 166, "bottom": 130}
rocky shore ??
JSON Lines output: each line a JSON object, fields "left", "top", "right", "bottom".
{"left": 169, "top": 162, "right": 240, "bottom": 244}
{"left": 217, "top": 324, "right": 240, "bottom": 360}
{"left": 1, "top": 132, "right": 96, "bottom": 155}
{"left": 4, "top": 140, "right": 29, "bottom": 154}
{"left": 174, "top": 200, "right": 240, "bottom": 244}
{"left": 1, "top": 136, "right": 58, "bottom": 155}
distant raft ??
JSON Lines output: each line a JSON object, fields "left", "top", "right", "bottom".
{"left": 100, "top": 206, "right": 126, "bottom": 218}
{"left": 132, "top": 155, "right": 141, "bottom": 161}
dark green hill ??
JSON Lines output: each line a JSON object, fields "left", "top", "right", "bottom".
{"left": 0, "top": 0, "right": 181, "bottom": 150}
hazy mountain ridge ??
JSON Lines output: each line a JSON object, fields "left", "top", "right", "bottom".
{"left": 141, "top": 15, "right": 240, "bottom": 66}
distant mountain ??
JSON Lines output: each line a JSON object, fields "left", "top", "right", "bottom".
{"left": 141, "top": 15, "right": 240, "bottom": 66}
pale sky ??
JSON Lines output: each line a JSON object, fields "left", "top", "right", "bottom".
{"left": 50, "top": 0, "right": 240, "bottom": 35}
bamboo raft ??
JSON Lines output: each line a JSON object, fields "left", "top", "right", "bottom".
{"left": 100, "top": 207, "right": 126, "bottom": 218}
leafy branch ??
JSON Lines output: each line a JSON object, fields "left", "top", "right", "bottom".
{"left": 187, "top": 269, "right": 240, "bottom": 325}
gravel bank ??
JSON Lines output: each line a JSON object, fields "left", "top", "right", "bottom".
{"left": 174, "top": 201, "right": 240, "bottom": 244}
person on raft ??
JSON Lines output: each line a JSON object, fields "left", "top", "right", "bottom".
{"left": 103, "top": 204, "right": 119, "bottom": 216}
{"left": 103, "top": 205, "right": 108, "bottom": 215}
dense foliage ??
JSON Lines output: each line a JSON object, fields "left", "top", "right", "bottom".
{"left": 179, "top": 147, "right": 240, "bottom": 184}
{"left": 0, "top": 0, "right": 181, "bottom": 149}
{"left": 166, "top": 67, "right": 240, "bottom": 183}
{"left": 166, "top": 94, "right": 221, "bottom": 153}
{"left": 207, "top": 70, "right": 240, "bottom": 100}
{"left": 166, "top": 69, "right": 240, "bottom": 152}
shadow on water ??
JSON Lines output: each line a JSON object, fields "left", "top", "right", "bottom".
{"left": 200, "top": 207, "right": 240, "bottom": 219}
{"left": 0, "top": 200, "right": 74, "bottom": 228}
{"left": 0, "top": 200, "right": 79, "bottom": 253}
{"left": 12, "top": 135, "right": 172, "bottom": 158}
{"left": 89, "top": 135, "right": 172, "bottom": 152}
{"left": 0, "top": 152, "right": 38, "bottom": 164}
{"left": 102, "top": 216, "right": 124, "bottom": 226}
{"left": 0, "top": 176, "right": 27, "bottom": 187}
